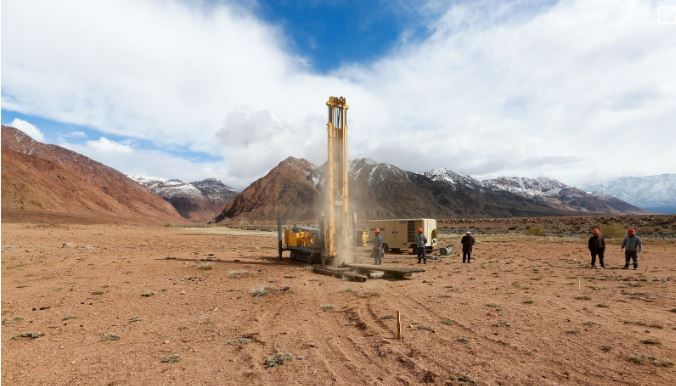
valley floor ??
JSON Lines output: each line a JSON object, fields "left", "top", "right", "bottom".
{"left": 2, "top": 223, "right": 675, "bottom": 385}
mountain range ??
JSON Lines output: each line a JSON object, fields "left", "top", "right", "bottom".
{"left": 130, "top": 176, "right": 237, "bottom": 221}
{"left": 4, "top": 126, "right": 667, "bottom": 224}
{"left": 217, "top": 157, "right": 642, "bottom": 222}
{"left": 586, "top": 174, "right": 676, "bottom": 214}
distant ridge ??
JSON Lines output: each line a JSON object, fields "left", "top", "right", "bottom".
{"left": 1, "top": 125, "right": 184, "bottom": 224}
{"left": 216, "top": 157, "right": 643, "bottom": 222}
{"left": 131, "top": 176, "right": 237, "bottom": 221}
{"left": 586, "top": 174, "right": 676, "bottom": 214}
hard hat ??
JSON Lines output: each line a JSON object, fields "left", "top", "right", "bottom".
{"left": 466, "top": 231, "right": 471, "bottom": 235}
{"left": 592, "top": 228, "right": 599, "bottom": 236}
{"left": 628, "top": 227, "right": 636, "bottom": 236}
{"left": 417, "top": 227, "right": 423, "bottom": 233}
{"left": 374, "top": 228, "right": 380, "bottom": 234}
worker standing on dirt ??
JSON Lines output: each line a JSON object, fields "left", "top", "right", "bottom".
{"left": 372, "top": 228, "right": 384, "bottom": 265}
{"left": 416, "top": 227, "right": 427, "bottom": 264}
{"left": 587, "top": 228, "right": 606, "bottom": 268}
{"left": 460, "top": 231, "right": 475, "bottom": 263}
{"left": 621, "top": 228, "right": 642, "bottom": 270}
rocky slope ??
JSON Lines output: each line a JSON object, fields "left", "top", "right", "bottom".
{"left": 131, "top": 176, "right": 237, "bottom": 221}
{"left": 217, "top": 157, "right": 642, "bottom": 222}
{"left": 215, "top": 157, "right": 318, "bottom": 222}
{"left": 586, "top": 174, "right": 676, "bottom": 213}
{"left": 1, "top": 125, "right": 183, "bottom": 224}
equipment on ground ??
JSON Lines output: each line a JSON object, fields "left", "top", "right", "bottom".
{"left": 366, "top": 218, "right": 437, "bottom": 253}
{"left": 278, "top": 97, "right": 352, "bottom": 265}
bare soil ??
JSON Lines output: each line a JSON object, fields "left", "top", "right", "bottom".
{"left": 2, "top": 223, "right": 675, "bottom": 385}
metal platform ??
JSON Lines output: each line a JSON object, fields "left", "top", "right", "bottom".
{"left": 341, "top": 263, "right": 425, "bottom": 279}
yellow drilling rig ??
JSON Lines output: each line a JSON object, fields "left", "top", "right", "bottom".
{"left": 278, "top": 96, "right": 353, "bottom": 266}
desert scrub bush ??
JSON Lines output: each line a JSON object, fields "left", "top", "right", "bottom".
{"left": 265, "top": 352, "right": 293, "bottom": 368}
{"left": 197, "top": 262, "right": 213, "bottom": 270}
{"left": 441, "top": 319, "right": 455, "bottom": 326}
{"left": 141, "top": 290, "right": 155, "bottom": 297}
{"left": 3, "top": 316, "right": 24, "bottom": 326}
{"left": 524, "top": 226, "right": 545, "bottom": 236}
{"left": 574, "top": 295, "right": 591, "bottom": 300}
{"left": 101, "top": 332, "right": 120, "bottom": 342}
{"left": 228, "top": 270, "right": 249, "bottom": 279}
{"left": 413, "top": 324, "right": 435, "bottom": 333}
{"left": 358, "top": 287, "right": 381, "bottom": 298}
{"left": 601, "top": 223, "right": 625, "bottom": 239}
{"left": 596, "top": 303, "right": 609, "bottom": 308}
{"left": 522, "top": 299, "right": 534, "bottom": 304}
{"left": 455, "top": 336, "right": 470, "bottom": 344}
{"left": 161, "top": 354, "right": 181, "bottom": 364}
{"left": 640, "top": 338, "right": 662, "bottom": 346}
{"left": 11, "top": 332, "right": 43, "bottom": 340}
{"left": 251, "top": 284, "right": 268, "bottom": 297}
{"left": 320, "top": 304, "right": 334, "bottom": 311}
{"left": 228, "top": 337, "right": 252, "bottom": 346}
{"left": 628, "top": 354, "right": 673, "bottom": 367}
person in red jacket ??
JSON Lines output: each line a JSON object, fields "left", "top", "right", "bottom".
{"left": 587, "top": 228, "right": 606, "bottom": 268}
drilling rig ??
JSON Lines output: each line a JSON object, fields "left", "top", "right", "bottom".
{"left": 278, "top": 96, "right": 353, "bottom": 266}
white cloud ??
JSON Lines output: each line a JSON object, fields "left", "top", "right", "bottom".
{"left": 2, "top": 0, "right": 675, "bottom": 187}
{"left": 63, "top": 130, "right": 87, "bottom": 138}
{"left": 60, "top": 140, "right": 232, "bottom": 187}
{"left": 84, "top": 137, "right": 133, "bottom": 154}
{"left": 7, "top": 118, "right": 45, "bottom": 141}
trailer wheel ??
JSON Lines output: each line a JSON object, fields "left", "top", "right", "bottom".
{"left": 382, "top": 244, "right": 390, "bottom": 253}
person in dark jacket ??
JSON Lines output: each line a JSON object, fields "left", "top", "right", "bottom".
{"left": 587, "top": 228, "right": 606, "bottom": 268}
{"left": 460, "top": 232, "right": 476, "bottom": 263}
{"left": 416, "top": 227, "right": 427, "bottom": 264}
{"left": 372, "top": 228, "right": 384, "bottom": 265}
{"left": 621, "top": 227, "right": 642, "bottom": 270}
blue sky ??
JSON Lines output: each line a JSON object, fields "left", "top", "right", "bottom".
{"left": 2, "top": 0, "right": 675, "bottom": 188}
{"left": 250, "top": 0, "right": 433, "bottom": 72}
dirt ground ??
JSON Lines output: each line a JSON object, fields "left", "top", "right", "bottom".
{"left": 2, "top": 223, "right": 675, "bottom": 385}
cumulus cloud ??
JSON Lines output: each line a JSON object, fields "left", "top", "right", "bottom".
{"left": 84, "top": 137, "right": 133, "bottom": 154}
{"left": 60, "top": 140, "right": 230, "bottom": 186}
{"left": 7, "top": 118, "right": 45, "bottom": 141}
{"left": 2, "top": 0, "right": 675, "bottom": 186}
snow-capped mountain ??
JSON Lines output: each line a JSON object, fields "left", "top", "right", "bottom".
{"left": 132, "top": 177, "right": 203, "bottom": 199}
{"left": 424, "top": 168, "right": 483, "bottom": 190}
{"left": 480, "top": 176, "right": 640, "bottom": 213}
{"left": 217, "top": 157, "right": 642, "bottom": 222}
{"left": 482, "top": 176, "right": 567, "bottom": 197}
{"left": 190, "top": 178, "right": 237, "bottom": 201}
{"left": 586, "top": 174, "right": 676, "bottom": 213}
{"left": 131, "top": 176, "right": 237, "bottom": 221}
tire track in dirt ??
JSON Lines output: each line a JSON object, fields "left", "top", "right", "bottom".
{"left": 343, "top": 299, "right": 444, "bottom": 384}
{"left": 396, "top": 291, "right": 633, "bottom": 385}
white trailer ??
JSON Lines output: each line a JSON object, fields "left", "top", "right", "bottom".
{"left": 367, "top": 218, "right": 437, "bottom": 253}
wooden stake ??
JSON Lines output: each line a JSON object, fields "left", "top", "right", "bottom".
{"left": 396, "top": 311, "right": 402, "bottom": 340}
{"left": 577, "top": 277, "right": 581, "bottom": 292}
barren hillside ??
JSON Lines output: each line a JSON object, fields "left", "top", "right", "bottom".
{"left": 1, "top": 125, "right": 183, "bottom": 224}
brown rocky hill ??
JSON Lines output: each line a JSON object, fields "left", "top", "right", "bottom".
{"left": 215, "top": 157, "right": 318, "bottom": 222}
{"left": 1, "top": 125, "right": 183, "bottom": 224}
{"left": 217, "top": 157, "right": 642, "bottom": 223}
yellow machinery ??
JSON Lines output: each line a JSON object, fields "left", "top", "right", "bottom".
{"left": 278, "top": 96, "right": 352, "bottom": 265}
